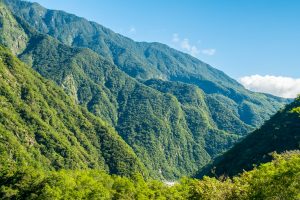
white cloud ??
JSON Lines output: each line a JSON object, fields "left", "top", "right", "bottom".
{"left": 201, "top": 48, "right": 216, "bottom": 56}
{"left": 129, "top": 27, "right": 136, "bottom": 34}
{"left": 172, "top": 33, "right": 180, "bottom": 43}
{"left": 181, "top": 38, "right": 191, "bottom": 50}
{"left": 171, "top": 33, "right": 215, "bottom": 57}
{"left": 172, "top": 34, "right": 200, "bottom": 57}
{"left": 239, "top": 75, "right": 300, "bottom": 98}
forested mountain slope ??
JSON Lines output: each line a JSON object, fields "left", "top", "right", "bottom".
{"left": 0, "top": 0, "right": 289, "bottom": 179}
{"left": 197, "top": 97, "right": 300, "bottom": 177}
{"left": 4, "top": 0, "right": 288, "bottom": 129}
{"left": 0, "top": 3, "right": 231, "bottom": 178}
{"left": 0, "top": 45, "right": 146, "bottom": 177}
{"left": 19, "top": 32, "right": 236, "bottom": 179}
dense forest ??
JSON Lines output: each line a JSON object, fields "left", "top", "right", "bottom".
{"left": 1, "top": 151, "right": 299, "bottom": 199}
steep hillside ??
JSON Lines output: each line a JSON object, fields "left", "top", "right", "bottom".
{"left": 0, "top": 45, "right": 146, "bottom": 176}
{"left": 0, "top": 0, "right": 28, "bottom": 54}
{"left": 4, "top": 0, "right": 288, "bottom": 129}
{"left": 0, "top": 3, "right": 242, "bottom": 179}
{"left": 0, "top": 0, "right": 289, "bottom": 179}
{"left": 19, "top": 33, "right": 220, "bottom": 179}
{"left": 197, "top": 97, "right": 300, "bottom": 177}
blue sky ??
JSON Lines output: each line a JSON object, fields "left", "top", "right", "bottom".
{"left": 27, "top": 0, "right": 300, "bottom": 97}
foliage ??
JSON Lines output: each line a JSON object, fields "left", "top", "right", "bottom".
{"left": 0, "top": 151, "right": 299, "bottom": 199}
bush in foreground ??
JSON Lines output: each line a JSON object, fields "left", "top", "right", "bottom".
{"left": 0, "top": 151, "right": 299, "bottom": 199}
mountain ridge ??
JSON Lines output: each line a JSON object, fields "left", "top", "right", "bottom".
{"left": 0, "top": 0, "right": 289, "bottom": 179}
{"left": 3, "top": 0, "right": 288, "bottom": 127}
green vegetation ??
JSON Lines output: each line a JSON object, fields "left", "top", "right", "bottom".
{"left": 0, "top": 1, "right": 298, "bottom": 199}
{"left": 0, "top": 45, "right": 145, "bottom": 177}
{"left": 0, "top": 2, "right": 28, "bottom": 54}
{"left": 197, "top": 96, "right": 300, "bottom": 178}
{"left": 1, "top": 151, "right": 299, "bottom": 199}
{"left": 0, "top": 0, "right": 289, "bottom": 179}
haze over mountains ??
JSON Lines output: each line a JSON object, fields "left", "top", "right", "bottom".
{"left": 0, "top": 0, "right": 291, "bottom": 180}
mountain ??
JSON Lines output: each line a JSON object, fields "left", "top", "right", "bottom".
{"left": 18, "top": 27, "right": 232, "bottom": 179}
{"left": 0, "top": 3, "right": 231, "bottom": 178}
{"left": 0, "top": 43, "right": 146, "bottom": 176}
{"left": 4, "top": 0, "right": 287, "bottom": 127}
{"left": 197, "top": 97, "right": 300, "bottom": 177}
{"left": 0, "top": 0, "right": 289, "bottom": 179}
{"left": 0, "top": 1, "right": 298, "bottom": 199}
